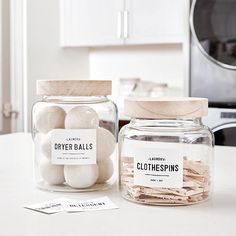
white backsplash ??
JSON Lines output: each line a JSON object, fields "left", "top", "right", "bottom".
{"left": 89, "top": 44, "right": 185, "bottom": 101}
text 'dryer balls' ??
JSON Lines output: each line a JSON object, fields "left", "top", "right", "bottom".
{"left": 32, "top": 80, "right": 117, "bottom": 192}
{"left": 119, "top": 97, "right": 214, "bottom": 205}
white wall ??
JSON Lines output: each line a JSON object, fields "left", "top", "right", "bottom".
{"left": 89, "top": 44, "right": 185, "bottom": 99}
{"left": 27, "top": 0, "right": 89, "bottom": 131}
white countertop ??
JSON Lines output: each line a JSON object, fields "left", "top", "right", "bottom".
{"left": 0, "top": 133, "right": 236, "bottom": 236}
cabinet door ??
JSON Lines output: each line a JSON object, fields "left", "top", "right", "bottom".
{"left": 125, "top": 0, "right": 189, "bottom": 44}
{"left": 60, "top": 0, "right": 124, "bottom": 47}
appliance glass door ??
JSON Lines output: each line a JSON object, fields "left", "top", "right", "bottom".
{"left": 213, "top": 123, "right": 236, "bottom": 146}
{"left": 191, "top": 0, "right": 236, "bottom": 69}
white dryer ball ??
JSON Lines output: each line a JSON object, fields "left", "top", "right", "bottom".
{"left": 97, "top": 128, "right": 115, "bottom": 162}
{"left": 35, "top": 106, "right": 66, "bottom": 133}
{"left": 41, "top": 131, "right": 53, "bottom": 159}
{"left": 96, "top": 159, "right": 113, "bottom": 184}
{"left": 65, "top": 106, "right": 99, "bottom": 129}
{"left": 40, "top": 158, "right": 65, "bottom": 185}
{"left": 64, "top": 164, "right": 98, "bottom": 188}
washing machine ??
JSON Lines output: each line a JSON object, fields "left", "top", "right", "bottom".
{"left": 190, "top": 0, "right": 236, "bottom": 146}
{"left": 202, "top": 108, "right": 236, "bottom": 146}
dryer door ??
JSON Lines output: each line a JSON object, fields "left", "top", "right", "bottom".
{"left": 213, "top": 123, "right": 236, "bottom": 146}
{"left": 191, "top": 0, "right": 236, "bottom": 69}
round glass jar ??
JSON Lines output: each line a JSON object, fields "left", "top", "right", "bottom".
{"left": 119, "top": 97, "right": 214, "bottom": 205}
{"left": 32, "top": 80, "right": 117, "bottom": 192}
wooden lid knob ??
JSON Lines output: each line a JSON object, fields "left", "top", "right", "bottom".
{"left": 124, "top": 97, "right": 208, "bottom": 119}
{"left": 37, "top": 80, "right": 112, "bottom": 96}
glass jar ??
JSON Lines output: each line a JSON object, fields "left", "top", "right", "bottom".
{"left": 32, "top": 80, "right": 117, "bottom": 192}
{"left": 119, "top": 97, "right": 214, "bottom": 205}
{"left": 149, "top": 83, "right": 168, "bottom": 97}
{"left": 117, "top": 78, "right": 140, "bottom": 110}
{"left": 135, "top": 81, "right": 167, "bottom": 97}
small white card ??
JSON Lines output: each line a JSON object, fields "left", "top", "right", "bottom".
{"left": 24, "top": 198, "right": 67, "bottom": 214}
{"left": 64, "top": 196, "right": 119, "bottom": 212}
{"left": 24, "top": 197, "right": 118, "bottom": 214}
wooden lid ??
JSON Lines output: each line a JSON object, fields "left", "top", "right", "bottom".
{"left": 37, "top": 80, "right": 112, "bottom": 96}
{"left": 124, "top": 97, "right": 208, "bottom": 118}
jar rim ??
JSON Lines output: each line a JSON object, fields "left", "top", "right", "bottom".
{"left": 37, "top": 80, "right": 112, "bottom": 96}
{"left": 124, "top": 97, "right": 208, "bottom": 119}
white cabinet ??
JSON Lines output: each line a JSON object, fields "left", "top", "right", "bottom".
{"left": 60, "top": 0, "right": 189, "bottom": 47}
{"left": 60, "top": 0, "right": 124, "bottom": 46}
{"left": 125, "top": 0, "right": 188, "bottom": 44}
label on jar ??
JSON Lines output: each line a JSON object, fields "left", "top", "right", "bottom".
{"left": 121, "top": 139, "right": 184, "bottom": 188}
{"left": 133, "top": 147, "right": 183, "bottom": 188}
{"left": 51, "top": 129, "right": 96, "bottom": 165}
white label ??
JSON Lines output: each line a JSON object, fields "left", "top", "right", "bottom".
{"left": 122, "top": 139, "right": 184, "bottom": 188}
{"left": 24, "top": 198, "right": 67, "bottom": 214}
{"left": 51, "top": 129, "right": 96, "bottom": 165}
{"left": 64, "top": 196, "right": 119, "bottom": 212}
{"left": 24, "top": 197, "right": 119, "bottom": 214}
{"left": 134, "top": 147, "right": 183, "bottom": 188}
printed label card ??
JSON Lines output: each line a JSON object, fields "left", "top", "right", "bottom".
{"left": 64, "top": 196, "right": 119, "bottom": 212}
{"left": 24, "top": 198, "right": 68, "bottom": 214}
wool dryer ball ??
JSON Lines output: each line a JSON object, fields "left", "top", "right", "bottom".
{"left": 35, "top": 106, "right": 66, "bottom": 133}
{"left": 97, "top": 127, "right": 116, "bottom": 162}
{"left": 96, "top": 159, "right": 114, "bottom": 184}
{"left": 64, "top": 164, "right": 99, "bottom": 188}
{"left": 65, "top": 106, "right": 99, "bottom": 129}
{"left": 41, "top": 131, "right": 53, "bottom": 159}
{"left": 40, "top": 158, "right": 65, "bottom": 185}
